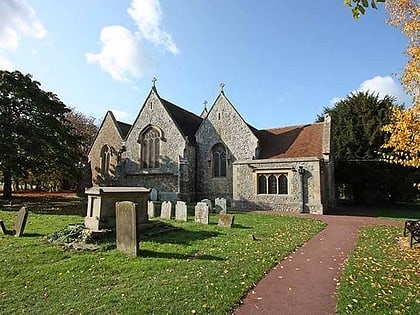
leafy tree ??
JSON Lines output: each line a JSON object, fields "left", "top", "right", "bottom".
{"left": 0, "top": 70, "right": 80, "bottom": 199}
{"left": 345, "top": 0, "right": 420, "bottom": 167}
{"left": 318, "top": 91, "right": 417, "bottom": 204}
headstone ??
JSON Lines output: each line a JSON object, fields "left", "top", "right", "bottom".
{"left": 160, "top": 201, "right": 173, "bottom": 219}
{"left": 175, "top": 201, "right": 188, "bottom": 222}
{"left": 0, "top": 220, "right": 6, "bottom": 234}
{"left": 115, "top": 201, "right": 139, "bottom": 257}
{"left": 201, "top": 199, "right": 213, "bottom": 212}
{"left": 13, "top": 207, "right": 28, "bottom": 237}
{"left": 215, "top": 197, "right": 227, "bottom": 213}
{"left": 218, "top": 214, "right": 235, "bottom": 228}
{"left": 147, "top": 201, "right": 155, "bottom": 218}
{"left": 150, "top": 188, "right": 158, "bottom": 201}
{"left": 195, "top": 202, "right": 209, "bottom": 224}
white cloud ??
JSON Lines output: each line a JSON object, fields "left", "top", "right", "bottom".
{"left": 329, "top": 75, "right": 413, "bottom": 107}
{"left": 0, "top": 54, "right": 14, "bottom": 70}
{"left": 109, "top": 109, "right": 129, "bottom": 122}
{"left": 86, "top": 25, "right": 151, "bottom": 81}
{"left": 128, "top": 0, "right": 179, "bottom": 55}
{"left": 0, "top": 0, "right": 47, "bottom": 51}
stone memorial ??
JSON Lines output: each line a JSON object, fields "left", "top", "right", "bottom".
{"left": 116, "top": 201, "right": 139, "bottom": 257}
{"left": 84, "top": 187, "right": 150, "bottom": 231}
{"left": 201, "top": 199, "right": 213, "bottom": 213}
{"left": 160, "top": 201, "right": 173, "bottom": 219}
{"left": 175, "top": 201, "right": 188, "bottom": 222}
{"left": 147, "top": 201, "right": 156, "bottom": 218}
{"left": 218, "top": 214, "right": 235, "bottom": 228}
{"left": 215, "top": 197, "right": 227, "bottom": 213}
{"left": 195, "top": 202, "right": 209, "bottom": 224}
{"left": 150, "top": 188, "right": 158, "bottom": 201}
{"left": 13, "top": 207, "right": 28, "bottom": 237}
{"left": 0, "top": 220, "right": 6, "bottom": 234}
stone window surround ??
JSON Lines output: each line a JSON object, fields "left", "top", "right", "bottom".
{"left": 100, "top": 144, "right": 111, "bottom": 174}
{"left": 256, "top": 170, "right": 290, "bottom": 195}
{"left": 138, "top": 125, "right": 163, "bottom": 169}
{"left": 211, "top": 143, "right": 227, "bottom": 178}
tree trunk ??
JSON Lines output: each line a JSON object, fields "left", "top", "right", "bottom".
{"left": 2, "top": 169, "right": 12, "bottom": 199}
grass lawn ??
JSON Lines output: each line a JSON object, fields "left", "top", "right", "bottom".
{"left": 337, "top": 225, "right": 420, "bottom": 314}
{"left": 0, "top": 209, "right": 325, "bottom": 314}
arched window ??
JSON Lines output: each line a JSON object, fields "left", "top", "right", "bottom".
{"left": 258, "top": 174, "right": 267, "bottom": 194}
{"left": 141, "top": 127, "right": 160, "bottom": 169}
{"left": 212, "top": 143, "right": 226, "bottom": 177}
{"left": 268, "top": 175, "right": 277, "bottom": 194}
{"left": 278, "top": 174, "right": 288, "bottom": 194}
{"left": 100, "top": 145, "right": 111, "bottom": 174}
{"left": 257, "top": 173, "right": 289, "bottom": 195}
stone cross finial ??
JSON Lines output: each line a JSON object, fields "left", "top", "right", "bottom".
{"left": 203, "top": 100, "right": 208, "bottom": 109}
{"left": 152, "top": 77, "right": 157, "bottom": 87}
{"left": 220, "top": 82, "right": 225, "bottom": 92}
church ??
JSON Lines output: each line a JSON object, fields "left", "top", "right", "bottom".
{"left": 88, "top": 81, "right": 334, "bottom": 214}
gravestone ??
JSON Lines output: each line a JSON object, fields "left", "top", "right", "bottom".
{"left": 215, "top": 197, "right": 227, "bottom": 213}
{"left": 150, "top": 188, "right": 158, "bottom": 201}
{"left": 201, "top": 199, "right": 213, "bottom": 213}
{"left": 175, "top": 201, "right": 188, "bottom": 222}
{"left": 195, "top": 202, "right": 209, "bottom": 224}
{"left": 0, "top": 220, "right": 6, "bottom": 234}
{"left": 115, "top": 201, "right": 139, "bottom": 257}
{"left": 148, "top": 201, "right": 155, "bottom": 218}
{"left": 13, "top": 207, "right": 28, "bottom": 237}
{"left": 160, "top": 201, "right": 173, "bottom": 219}
{"left": 218, "top": 214, "right": 235, "bottom": 228}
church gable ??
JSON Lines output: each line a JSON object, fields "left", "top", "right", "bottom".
{"left": 124, "top": 88, "right": 199, "bottom": 175}
{"left": 88, "top": 111, "right": 129, "bottom": 185}
{"left": 196, "top": 91, "right": 259, "bottom": 161}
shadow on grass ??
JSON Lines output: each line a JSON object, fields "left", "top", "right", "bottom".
{"left": 139, "top": 249, "right": 225, "bottom": 261}
{"left": 325, "top": 203, "right": 420, "bottom": 220}
{"left": 143, "top": 228, "right": 222, "bottom": 245}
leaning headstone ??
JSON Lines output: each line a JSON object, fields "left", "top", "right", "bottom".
{"left": 13, "top": 207, "right": 28, "bottom": 237}
{"left": 175, "top": 201, "right": 188, "bottom": 222}
{"left": 115, "top": 201, "right": 139, "bottom": 257}
{"left": 150, "top": 188, "right": 158, "bottom": 201}
{"left": 218, "top": 214, "right": 235, "bottom": 228}
{"left": 0, "top": 220, "right": 6, "bottom": 234}
{"left": 215, "top": 197, "right": 227, "bottom": 213}
{"left": 160, "top": 201, "right": 173, "bottom": 219}
{"left": 195, "top": 202, "right": 209, "bottom": 224}
{"left": 201, "top": 199, "right": 213, "bottom": 213}
{"left": 147, "top": 201, "right": 155, "bottom": 218}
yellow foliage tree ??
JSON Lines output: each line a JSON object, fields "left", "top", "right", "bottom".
{"left": 346, "top": 0, "right": 420, "bottom": 167}
{"left": 380, "top": 0, "right": 420, "bottom": 167}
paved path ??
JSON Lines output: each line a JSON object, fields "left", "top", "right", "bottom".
{"left": 234, "top": 213, "right": 403, "bottom": 315}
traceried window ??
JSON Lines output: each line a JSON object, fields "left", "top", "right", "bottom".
{"left": 212, "top": 143, "right": 226, "bottom": 177}
{"left": 100, "top": 145, "right": 111, "bottom": 174}
{"left": 257, "top": 173, "right": 288, "bottom": 195}
{"left": 141, "top": 127, "right": 160, "bottom": 169}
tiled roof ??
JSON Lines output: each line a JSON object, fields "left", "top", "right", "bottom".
{"left": 160, "top": 98, "right": 203, "bottom": 143}
{"left": 256, "top": 123, "right": 324, "bottom": 159}
{"left": 116, "top": 121, "right": 131, "bottom": 139}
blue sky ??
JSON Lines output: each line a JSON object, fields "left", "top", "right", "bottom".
{"left": 0, "top": 0, "right": 411, "bottom": 129}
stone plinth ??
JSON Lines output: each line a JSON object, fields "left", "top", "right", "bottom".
{"left": 84, "top": 187, "right": 150, "bottom": 231}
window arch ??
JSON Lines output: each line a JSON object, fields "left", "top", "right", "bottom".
{"left": 258, "top": 174, "right": 267, "bottom": 194}
{"left": 212, "top": 143, "right": 226, "bottom": 177}
{"left": 140, "top": 127, "right": 160, "bottom": 169}
{"left": 278, "top": 174, "right": 288, "bottom": 194}
{"left": 100, "top": 145, "right": 111, "bottom": 174}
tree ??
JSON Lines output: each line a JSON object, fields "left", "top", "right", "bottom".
{"left": 345, "top": 0, "right": 420, "bottom": 167}
{"left": 0, "top": 70, "right": 80, "bottom": 199}
{"left": 318, "top": 91, "right": 417, "bottom": 204}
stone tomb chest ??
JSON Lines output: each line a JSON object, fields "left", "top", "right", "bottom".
{"left": 85, "top": 187, "right": 150, "bottom": 231}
